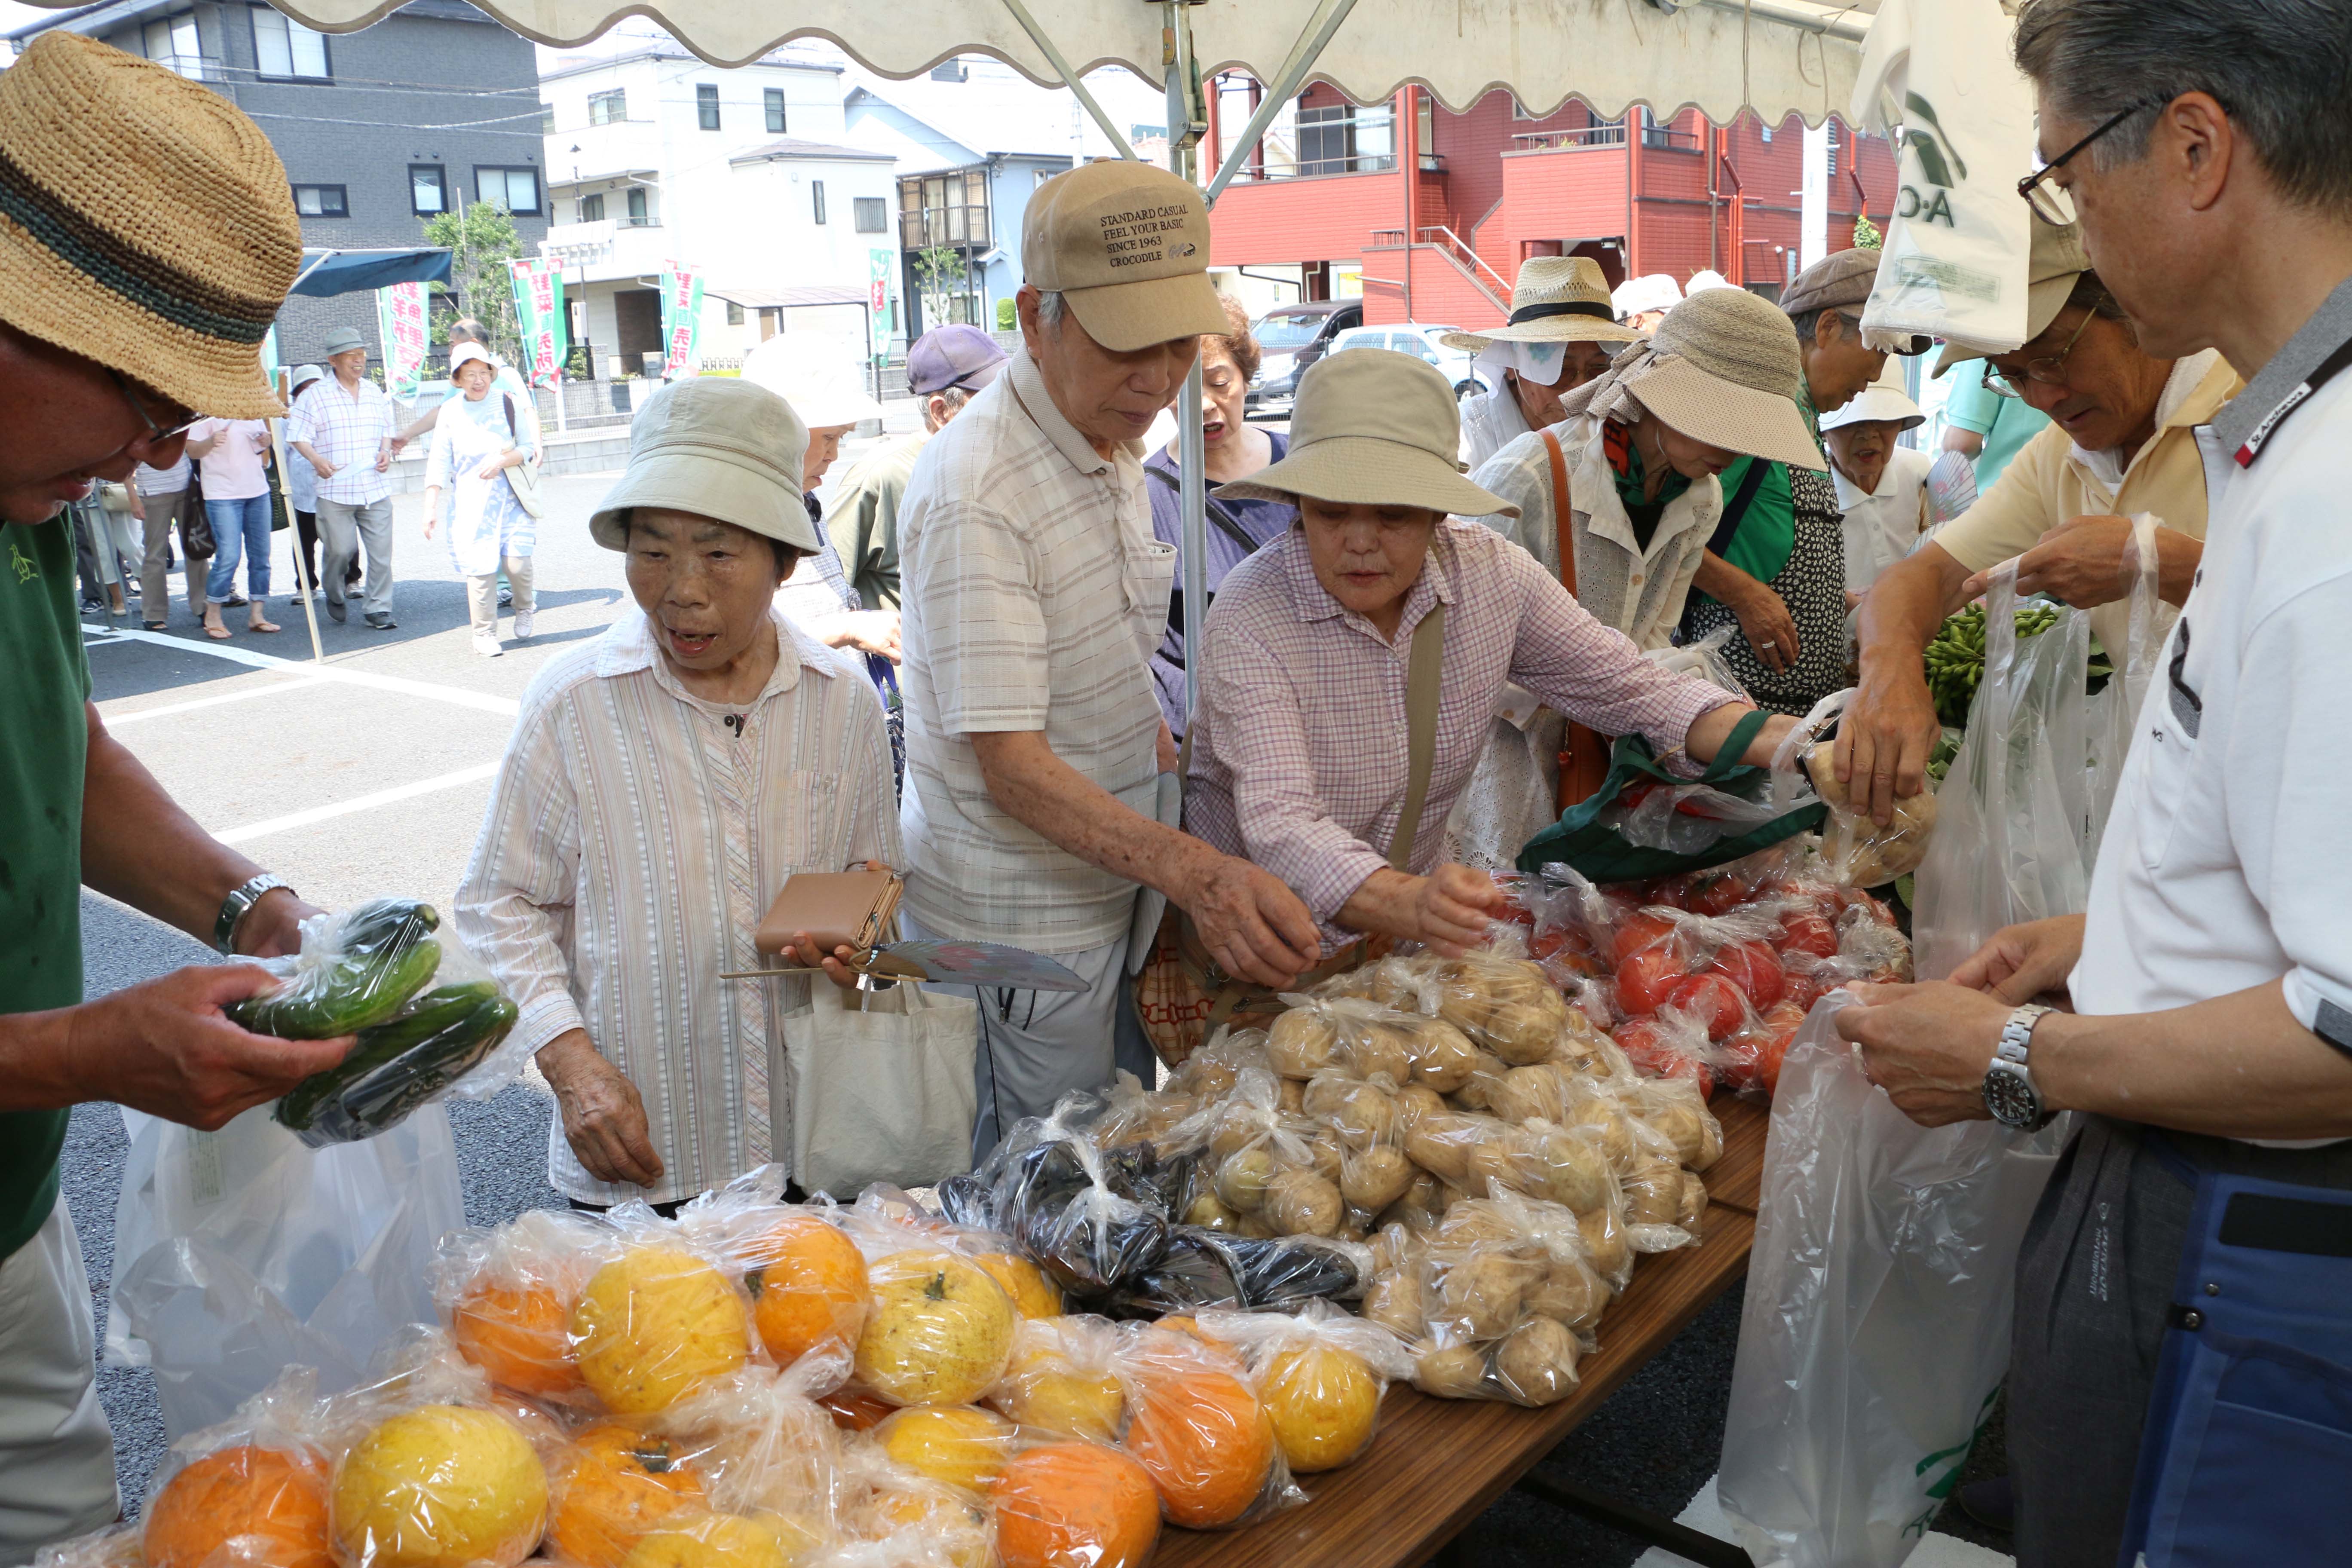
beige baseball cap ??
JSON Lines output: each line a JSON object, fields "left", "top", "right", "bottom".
{"left": 1934, "top": 220, "right": 2094, "bottom": 376}
{"left": 1022, "top": 159, "right": 1227, "bottom": 352}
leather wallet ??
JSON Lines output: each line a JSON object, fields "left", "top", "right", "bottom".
{"left": 753, "top": 870, "right": 902, "bottom": 958}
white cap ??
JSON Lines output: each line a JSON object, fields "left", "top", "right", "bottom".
{"left": 1819, "top": 380, "right": 1926, "bottom": 432}
{"left": 1684, "top": 269, "right": 1737, "bottom": 294}
{"left": 448, "top": 341, "right": 496, "bottom": 376}
{"left": 1612, "top": 272, "right": 1681, "bottom": 321}
{"left": 740, "top": 334, "right": 886, "bottom": 428}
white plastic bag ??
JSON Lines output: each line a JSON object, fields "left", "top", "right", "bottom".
{"left": 1716, "top": 995, "right": 2066, "bottom": 1568}
{"left": 104, "top": 1101, "right": 466, "bottom": 1439}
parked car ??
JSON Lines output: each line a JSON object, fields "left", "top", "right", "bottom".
{"left": 1327, "top": 323, "right": 1493, "bottom": 401}
{"left": 1245, "top": 299, "right": 1362, "bottom": 416}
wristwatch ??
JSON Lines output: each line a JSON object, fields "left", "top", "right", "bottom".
{"left": 1982, "top": 1003, "right": 2055, "bottom": 1130}
{"left": 214, "top": 873, "right": 294, "bottom": 954}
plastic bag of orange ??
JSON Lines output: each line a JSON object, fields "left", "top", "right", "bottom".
{"left": 832, "top": 1442, "right": 993, "bottom": 1568}
{"left": 1195, "top": 1301, "right": 1414, "bottom": 1474}
{"left": 433, "top": 1208, "right": 612, "bottom": 1403}
{"left": 542, "top": 1421, "right": 714, "bottom": 1568}
{"left": 132, "top": 1368, "right": 335, "bottom": 1568}
{"left": 830, "top": 1203, "right": 1019, "bottom": 1411}
{"left": 985, "top": 1315, "right": 1125, "bottom": 1445}
{"left": 1111, "top": 1320, "right": 1301, "bottom": 1530}
{"left": 990, "top": 1441, "right": 1160, "bottom": 1568}
{"left": 649, "top": 1358, "right": 851, "bottom": 1550}
{"left": 563, "top": 1207, "right": 757, "bottom": 1418}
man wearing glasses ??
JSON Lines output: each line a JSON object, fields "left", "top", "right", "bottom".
{"left": 1837, "top": 216, "right": 2239, "bottom": 823}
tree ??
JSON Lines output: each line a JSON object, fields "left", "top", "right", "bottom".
{"left": 995, "top": 297, "right": 1016, "bottom": 331}
{"left": 422, "top": 199, "right": 525, "bottom": 366}
{"left": 1852, "top": 213, "right": 1883, "bottom": 250}
{"left": 913, "top": 245, "right": 965, "bottom": 333}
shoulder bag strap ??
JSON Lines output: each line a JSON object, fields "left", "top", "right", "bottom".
{"left": 1541, "top": 428, "right": 1577, "bottom": 594}
{"left": 1703, "top": 456, "right": 1773, "bottom": 560}
{"left": 1542, "top": 427, "right": 1616, "bottom": 812}
{"left": 1387, "top": 601, "right": 1448, "bottom": 872}
{"left": 1145, "top": 465, "right": 1261, "bottom": 557}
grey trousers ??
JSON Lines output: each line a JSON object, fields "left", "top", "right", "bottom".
{"left": 135, "top": 490, "right": 197, "bottom": 617}
{"left": 315, "top": 495, "right": 395, "bottom": 616}
{"left": 466, "top": 554, "right": 535, "bottom": 637}
{"left": 0, "top": 1200, "right": 119, "bottom": 1565}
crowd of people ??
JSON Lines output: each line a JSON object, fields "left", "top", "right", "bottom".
{"left": 5, "top": 1, "right": 2352, "bottom": 1563}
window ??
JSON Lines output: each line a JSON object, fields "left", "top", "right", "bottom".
{"left": 696, "top": 84, "right": 720, "bottom": 131}
{"left": 1296, "top": 101, "right": 1394, "bottom": 176}
{"left": 1510, "top": 95, "right": 1537, "bottom": 122}
{"left": 141, "top": 13, "right": 202, "bottom": 77}
{"left": 408, "top": 164, "right": 446, "bottom": 216}
{"left": 474, "top": 166, "right": 541, "bottom": 215}
{"left": 539, "top": 102, "right": 555, "bottom": 133}
{"left": 291, "top": 184, "right": 347, "bottom": 217}
{"left": 1826, "top": 122, "right": 1840, "bottom": 178}
{"left": 764, "top": 88, "right": 787, "bottom": 135}
{"left": 251, "top": 7, "right": 329, "bottom": 80}
{"left": 1759, "top": 116, "right": 1775, "bottom": 145}
{"left": 589, "top": 89, "right": 627, "bottom": 126}
{"left": 812, "top": 180, "right": 827, "bottom": 225}
{"left": 853, "top": 196, "right": 887, "bottom": 233}
{"left": 578, "top": 191, "right": 605, "bottom": 222}
{"left": 625, "top": 187, "right": 648, "bottom": 224}
{"left": 930, "top": 58, "right": 968, "bottom": 83}
{"left": 726, "top": 300, "right": 744, "bottom": 326}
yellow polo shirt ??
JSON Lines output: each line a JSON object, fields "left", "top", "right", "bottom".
{"left": 1932, "top": 350, "right": 2241, "bottom": 654}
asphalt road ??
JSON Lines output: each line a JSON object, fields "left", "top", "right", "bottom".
{"left": 62, "top": 419, "right": 2007, "bottom": 1565}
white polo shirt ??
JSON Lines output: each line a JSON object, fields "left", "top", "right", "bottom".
{"left": 1831, "top": 444, "right": 1932, "bottom": 593}
{"left": 896, "top": 349, "right": 1174, "bottom": 952}
{"left": 2072, "top": 276, "right": 2352, "bottom": 1144}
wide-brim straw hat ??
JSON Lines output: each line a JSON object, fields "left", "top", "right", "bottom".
{"left": 1441, "top": 255, "right": 1644, "bottom": 353}
{"left": 0, "top": 34, "right": 300, "bottom": 419}
{"left": 1218, "top": 347, "right": 1518, "bottom": 516}
{"left": 1622, "top": 288, "right": 1825, "bottom": 470}
{"left": 589, "top": 377, "right": 818, "bottom": 553}
{"left": 1934, "top": 220, "right": 2093, "bottom": 377}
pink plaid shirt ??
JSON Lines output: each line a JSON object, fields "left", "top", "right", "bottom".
{"left": 1185, "top": 521, "right": 1735, "bottom": 950}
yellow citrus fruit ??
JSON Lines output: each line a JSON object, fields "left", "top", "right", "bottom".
{"left": 972, "top": 1253, "right": 1063, "bottom": 1320}
{"left": 853, "top": 1251, "right": 1016, "bottom": 1407}
{"left": 571, "top": 1246, "right": 750, "bottom": 1415}
{"left": 875, "top": 1406, "right": 1016, "bottom": 1494}
{"left": 331, "top": 1406, "right": 547, "bottom": 1568}
{"left": 1259, "top": 1343, "right": 1381, "bottom": 1472}
{"left": 992, "top": 1345, "right": 1124, "bottom": 1444}
{"left": 619, "top": 1513, "right": 798, "bottom": 1568}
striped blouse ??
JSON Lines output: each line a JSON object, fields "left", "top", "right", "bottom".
{"left": 455, "top": 606, "right": 900, "bottom": 1206}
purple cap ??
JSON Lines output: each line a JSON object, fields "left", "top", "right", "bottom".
{"left": 906, "top": 323, "right": 1009, "bottom": 397}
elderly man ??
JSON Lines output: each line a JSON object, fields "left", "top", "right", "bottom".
{"left": 457, "top": 377, "right": 897, "bottom": 1207}
{"left": 289, "top": 325, "right": 399, "bottom": 629}
{"left": 1819, "top": 377, "right": 1932, "bottom": 600}
{"left": 1835, "top": 0, "right": 2352, "bottom": 1560}
{"left": 896, "top": 159, "right": 1321, "bottom": 1152}
{"left": 1447, "top": 257, "right": 1641, "bottom": 469}
{"left": 1837, "top": 219, "right": 2240, "bottom": 821}
{"left": 0, "top": 35, "right": 347, "bottom": 1559}
{"left": 827, "top": 323, "right": 1008, "bottom": 611}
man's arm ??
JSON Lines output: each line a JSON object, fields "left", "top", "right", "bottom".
{"left": 395, "top": 402, "right": 443, "bottom": 448}
{"left": 1957, "top": 514, "right": 2204, "bottom": 609}
{"left": 1835, "top": 540, "right": 1974, "bottom": 822}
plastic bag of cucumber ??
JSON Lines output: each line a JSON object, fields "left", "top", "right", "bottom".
{"left": 231, "top": 897, "right": 525, "bottom": 1147}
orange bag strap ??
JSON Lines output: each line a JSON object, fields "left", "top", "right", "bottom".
{"left": 1540, "top": 428, "right": 1614, "bottom": 813}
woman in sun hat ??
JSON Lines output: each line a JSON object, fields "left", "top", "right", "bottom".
{"left": 1447, "top": 255, "right": 1645, "bottom": 469}
{"left": 423, "top": 341, "right": 539, "bottom": 656}
{"left": 1613, "top": 272, "right": 1683, "bottom": 333}
{"left": 1180, "top": 347, "right": 1800, "bottom": 960}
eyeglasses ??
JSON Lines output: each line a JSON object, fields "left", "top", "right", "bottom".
{"left": 108, "top": 368, "right": 202, "bottom": 445}
{"left": 2017, "top": 94, "right": 2174, "bottom": 226}
{"left": 1985, "top": 308, "right": 2098, "bottom": 399}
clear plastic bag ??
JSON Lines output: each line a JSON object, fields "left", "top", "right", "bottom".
{"left": 137, "top": 1369, "right": 335, "bottom": 1568}
{"left": 1767, "top": 693, "right": 1938, "bottom": 889}
{"left": 1400, "top": 1193, "right": 1600, "bottom": 1406}
{"left": 228, "top": 899, "right": 445, "bottom": 1040}
{"left": 1607, "top": 780, "right": 1793, "bottom": 856}
{"left": 1648, "top": 624, "right": 1752, "bottom": 700}
{"left": 986, "top": 1438, "right": 1161, "bottom": 1568}
{"left": 564, "top": 1209, "right": 759, "bottom": 1418}
{"left": 986, "top": 1315, "right": 1127, "bottom": 1444}
{"left": 833, "top": 1219, "right": 1018, "bottom": 1410}
{"left": 653, "top": 1358, "right": 850, "bottom": 1547}
{"left": 1195, "top": 1300, "right": 1415, "bottom": 1473}
{"left": 1111, "top": 1321, "right": 1303, "bottom": 1530}
{"left": 433, "top": 1207, "right": 612, "bottom": 1404}
{"left": 1717, "top": 994, "right": 2068, "bottom": 1568}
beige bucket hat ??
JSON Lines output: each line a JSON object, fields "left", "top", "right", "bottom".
{"left": 1574, "top": 288, "right": 1825, "bottom": 470}
{"left": 1934, "top": 220, "right": 2094, "bottom": 377}
{"left": 1022, "top": 159, "right": 1227, "bottom": 352}
{"left": 1216, "top": 347, "right": 1518, "bottom": 517}
{"left": 0, "top": 34, "right": 301, "bottom": 419}
{"left": 1441, "top": 256, "right": 1644, "bottom": 353}
{"left": 589, "top": 377, "right": 818, "bottom": 553}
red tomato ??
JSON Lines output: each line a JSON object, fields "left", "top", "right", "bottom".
{"left": 1614, "top": 947, "right": 1683, "bottom": 1016}
{"left": 1708, "top": 940, "right": 1786, "bottom": 1009}
{"left": 1497, "top": 903, "right": 1537, "bottom": 928}
{"left": 1781, "top": 970, "right": 1825, "bottom": 1014}
{"left": 1664, "top": 974, "right": 1748, "bottom": 1041}
{"left": 1611, "top": 911, "right": 1679, "bottom": 968}
{"left": 1752, "top": 1001, "right": 1810, "bottom": 1096}
{"left": 1778, "top": 911, "right": 1840, "bottom": 960}
{"left": 1614, "top": 1019, "right": 1714, "bottom": 1098}
{"left": 1617, "top": 780, "right": 1660, "bottom": 810}
{"left": 1689, "top": 874, "right": 1751, "bottom": 917}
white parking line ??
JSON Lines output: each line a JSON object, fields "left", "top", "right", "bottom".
{"left": 100, "top": 676, "right": 329, "bottom": 726}
{"left": 82, "top": 623, "right": 521, "bottom": 717}
{"left": 214, "top": 762, "right": 502, "bottom": 845}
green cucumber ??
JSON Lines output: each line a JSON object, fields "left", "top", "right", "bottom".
{"left": 231, "top": 934, "right": 443, "bottom": 1039}
{"left": 276, "top": 981, "right": 517, "bottom": 1142}
{"left": 336, "top": 897, "right": 440, "bottom": 956}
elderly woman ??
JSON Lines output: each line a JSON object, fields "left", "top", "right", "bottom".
{"left": 456, "top": 377, "right": 898, "bottom": 1211}
{"left": 1185, "top": 348, "right": 1802, "bottom": 959}
{"left": 1447, "top": 255, "right": 1642, "bottom": 470}
{"left": 423, "top": 342, "right": 537, "bottom": 657}
{"left": 1147, "top": 292, "right": 1295, "bottom": 740}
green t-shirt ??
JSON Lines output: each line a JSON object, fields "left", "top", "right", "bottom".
{"left": 1704, "top": 385, "right": 1820, "bottom": 593}
{"left": 0, "top": 519, "right": 90, "bottom": 1261}
{"left": 1943, "top": 359, "right": 2052, "bottom": 492}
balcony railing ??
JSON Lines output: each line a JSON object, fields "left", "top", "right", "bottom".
{"left": 1510, "top": 124, "right": 1627, "bottom": 152}
{"left": 1641, "top": 126, "right": 1703, "bottom": 150}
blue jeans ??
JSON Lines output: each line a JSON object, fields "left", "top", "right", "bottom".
{"left": 203, "top": 494, "right": 272, "bottom": 605}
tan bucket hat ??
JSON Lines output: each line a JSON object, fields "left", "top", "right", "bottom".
{"left": 1022, "top": 160, "right": 1227, "bottom": 352}
{"left": 1441, "top": 256, "right": 1644, "bottom": 353}
{"left": 1217, "top": 347, "right": 1517, "bottom": 517}
{"left": 0, "top": 34, "right": 300, "bottom": 419}
{"left": 1934, "top": 220, "right": 2094, "bottom": 376}
{"left": 1619, "top": 288, "right": 1826, "bottom": 470}
{"left": 589, "top": 377, "right": 818, "bottom": 553}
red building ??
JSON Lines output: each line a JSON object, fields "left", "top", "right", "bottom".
{"left": 1207, "top": 84, "right": 1900, "bottom": 327}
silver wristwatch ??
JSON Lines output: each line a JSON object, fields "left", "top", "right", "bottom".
{"left": 1983, "top": 1002, "right": 2055, "bottom": 1130}
{"left": 214, "top": 873, "right": 293, "bottom": 953}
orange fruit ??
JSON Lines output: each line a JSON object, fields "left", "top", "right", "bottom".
{"left": 972, "top": 1253, "right": 1063, "bottom": 1320}
{"left": 145, "top": 1445, "right": 334, "bottom": 1568}
{"left": 818, "top": 1390, "right": 894, "bottom": 1432}
{"left": 741, "top": 1216, "right": 868, "bottom": 1367}
{"left": 546, "top": 1424, "right": 707, "bottom": 1568}
{"left": 874, "top": 1406, "right": 1016, "bottom": 1494}
{"left": 452, "top": 1278, "right": 581, "bottom": 1397}
{"left": 991, "top": 1442, "right": 1159, "bottom": 1568}
{"left": 1120, "top": 1365, "right": 1275, "bottom": 1528}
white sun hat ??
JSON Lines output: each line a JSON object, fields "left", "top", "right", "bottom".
{"left": 740, "top": 333, "right": 886, "bottom": 428}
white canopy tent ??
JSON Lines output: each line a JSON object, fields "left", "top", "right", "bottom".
{"left": 52, "top": 0, "right": 1877, "bottom": 717}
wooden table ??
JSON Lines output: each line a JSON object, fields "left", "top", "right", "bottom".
{"left": 1158, "top": 1096, "right": 1770, "bottom": 1568}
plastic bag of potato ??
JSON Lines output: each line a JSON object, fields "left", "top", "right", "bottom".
{"left": 1195, "top": 1301, "right": 1415, "bottom": 1474}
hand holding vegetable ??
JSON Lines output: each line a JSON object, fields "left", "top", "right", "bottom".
{"left": 58, "top": 965, "right": 355, "bottom": 1130}
{"left": 539, "top": 1029, "right": 665, "bottom": 1187}
{"left": 1946, "top": 915, "right": 2086, "bottom": 1007}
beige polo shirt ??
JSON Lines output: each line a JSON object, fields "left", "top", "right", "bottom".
{"left": 1933, "top": 350, "right": 2241, "bottom": 653}
{"left": 896, "top": 349, "right": 1174, "bottom": 952}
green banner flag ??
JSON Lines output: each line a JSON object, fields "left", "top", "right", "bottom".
{"left": 507, "top": 258, "right": 568, "bottom": 387}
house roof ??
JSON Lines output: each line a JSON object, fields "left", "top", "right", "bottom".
{"left": 728, "top": 136, "right": 896, "bottom": 166}
{"left": 537, "top": 44, "right": 844, "bottom": 85}
{"left": 843, "top": 67, "right": 1127, "bottom": 165}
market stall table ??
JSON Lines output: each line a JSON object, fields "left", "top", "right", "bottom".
{"left": 1158, "top": 1095, "right": 1770, "bottom": 1568}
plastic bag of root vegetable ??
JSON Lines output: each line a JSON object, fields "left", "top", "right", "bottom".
{"left": 1381, "top": 1192, "right": 1608, "bottom": 1407}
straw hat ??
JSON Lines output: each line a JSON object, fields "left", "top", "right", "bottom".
{"left": 741, "top": 334, "right": 886, "bottom": 427}
{"left": 0, "top": 34, "right": 300, "bottom": 419}
{"left": 589, "top": 378, "right": 818, "bottom": 553}
{"left": 1933, "top": 220, "right": 2095, "bottom": 376}
{"left": 1216, "top": 348, "right": 1517, "bottom": 517}
{"left": 1611, "top": 288, "right": 1826, "bottom": 470}
{"left": 1022, "top": 160, "right": 1226, "bottom": 351}
{"left": 1440, "top": 256, "right": 1643, "bottom": 353}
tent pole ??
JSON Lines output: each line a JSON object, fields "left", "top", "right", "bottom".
{"left": 1202, "top": 0, "right": 1364, "bottom": 202}
{"left": 995, "top": 0, "right": 1139, "bottom": 161}
{"left": 270, "top": 367, "right": 326, "bottom": 663}
{"left": 1169, "top": 1, "right": 1211, "bottom": 741}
